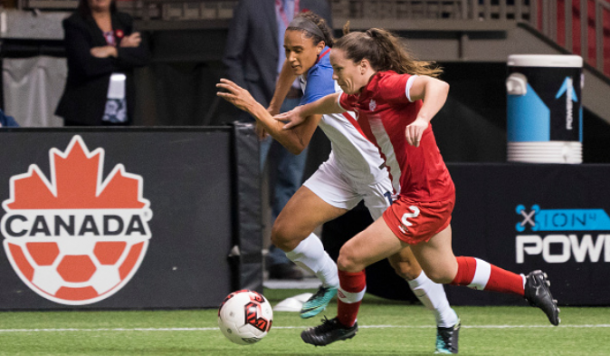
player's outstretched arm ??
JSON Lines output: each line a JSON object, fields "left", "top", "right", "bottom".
{"left": 274, "top": 92, "right": 343, "bottom": 130}
{"left": 216, "top": 78, "right": 319, "bottom": 154}
{"left": 405, "top": 76, "right": 450, "bottom": 147}
{"left": 255, "top": 60, "right": 299, "bottom": 139}
{"left": 268, "top": 61, "right": 298, "bottom": 116}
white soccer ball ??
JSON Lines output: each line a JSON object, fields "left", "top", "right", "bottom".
{"left": 217, "top": 290, "right": 273, "bottom": 345}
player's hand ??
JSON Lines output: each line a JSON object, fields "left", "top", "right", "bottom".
{"left": 274, "top": 106, "right": 306, "bottom": 130}
{"left": 216, "top": 78, "right": 256, "bottom": 113}
{"left": 90, "top": 46, "right": 118, "bottom": 58}
{"left": 120, "top": 32, "right": 141, "bottom": 48}
{"left": 255, "top": 121, "right": 269, "bottom": 139}
{"left": 405, "top": 117, "right": 428, "bottom": 147}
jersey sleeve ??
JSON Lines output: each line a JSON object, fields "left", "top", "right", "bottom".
{"left": 338, "top": 92, "right": 356, "bottom": 111}
{"left": 379, "top": 73, "right": 418, "bottom": 104}
{"left": 299, "top": 66, "right": 336, "bottom": 106}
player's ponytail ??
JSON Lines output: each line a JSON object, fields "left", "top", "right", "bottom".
{"left": 335, "top": 27, "right": 442, "bottom": 77}
{"left": 287, "top": 12, "right": 334, "bottom": 48}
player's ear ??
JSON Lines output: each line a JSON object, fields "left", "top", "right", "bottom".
{"left": 316, "top": 41, "right": 325, "bottom": 55}
{"left": 360, "top": 59, "right": 369, "bottom": 74}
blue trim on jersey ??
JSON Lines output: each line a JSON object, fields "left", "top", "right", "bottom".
{"left": 300, "top": 47, "right": 336, "bottom": 106}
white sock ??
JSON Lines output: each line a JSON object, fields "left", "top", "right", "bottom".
{"left": 407, "top": 271, "right": 458, "bottom": 328}
{"left": 285, "top": 233, "right": 339, "bottom": 288}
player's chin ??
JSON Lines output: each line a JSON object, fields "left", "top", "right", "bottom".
{"left": 291, "top": 66, "right": 303, "bottom": 75}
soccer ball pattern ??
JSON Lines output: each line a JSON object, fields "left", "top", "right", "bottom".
{"left": 4, "top": 237, "right": 147, "bottom": 305}
{"left": 217, "top": 290, "right": 273, "bottom": 345}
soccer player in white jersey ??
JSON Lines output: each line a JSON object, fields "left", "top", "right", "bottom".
{"left": 218, "top": 12, "right": 461, "bottom": 354}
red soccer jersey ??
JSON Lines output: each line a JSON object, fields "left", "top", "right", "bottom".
{"left": 338, "top": 71, "right": 455, "bottom": 202}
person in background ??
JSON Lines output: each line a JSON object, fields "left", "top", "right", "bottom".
{"left": 223, "top": 0, "right": 333, "bottom": 280}
{"left": 55, "top": 0, "right": 150, "bottom": 126}
{"left": 0, "top": 109, "right": 19, "bottom": 127}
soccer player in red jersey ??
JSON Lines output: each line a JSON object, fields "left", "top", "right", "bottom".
{"left": 219, "top": 15, "right": 461, "bottom": 353}
{"left": 276, "top": 28, "right": 560, "bottom": 351}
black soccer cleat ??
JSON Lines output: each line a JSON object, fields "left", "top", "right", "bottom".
{"left": 301, "top": 316, "right": 358, "bottom": 346}
{"left": 435, "top": 319, "right": 461, "bottom": 354}
{"left": 524, "top": 270, "right": 560, "bottom": 326}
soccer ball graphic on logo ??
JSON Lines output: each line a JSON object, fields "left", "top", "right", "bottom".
{"left": 4, "top": 237, "right": 148, "bottom": 305}
{"left": 217, "top": 290, "right": 273, "bottom": 345}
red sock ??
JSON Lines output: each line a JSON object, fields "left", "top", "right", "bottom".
{"left": 337, "top": 270, "right": 366, "bottom": 327}
{"left": 451, "top": 256, "right": 524, "bottom": 296}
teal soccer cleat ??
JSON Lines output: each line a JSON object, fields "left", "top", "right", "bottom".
{"left": 434, "top": 319, "right": 461, "bottom": 354}
{"left": 300, "top": 285, "right": 337, "bottom": 319}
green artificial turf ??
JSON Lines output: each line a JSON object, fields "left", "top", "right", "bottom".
{"left": 0, "top": 288, "right": 608, "bottom": 355}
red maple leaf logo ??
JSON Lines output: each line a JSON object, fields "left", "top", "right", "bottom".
{"left": 4, "top": 136, "right": 148, "bottom": 210}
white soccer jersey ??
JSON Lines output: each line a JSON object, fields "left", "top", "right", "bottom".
{"left": 299, "top": 48, "right": 389, "bottom": 186}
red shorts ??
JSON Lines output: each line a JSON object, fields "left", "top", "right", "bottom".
{"left": 382, "top": 196, "right": 455, "bottom": 245}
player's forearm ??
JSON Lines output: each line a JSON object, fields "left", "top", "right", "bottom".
{"left": 416, "top": 80, "right": 449, "bottom": 123}
{"left": 247, "top": 102, "right": 306, "bottom": 153}
{"left": 269, "top": 61, "right": 298, "bottom": 113}
{"left": 300, "top": 93, "right": 343, "bottom": 117}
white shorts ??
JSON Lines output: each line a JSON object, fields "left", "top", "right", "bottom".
{"left": 303, "top": 159, "right": 393, "bottom": 220}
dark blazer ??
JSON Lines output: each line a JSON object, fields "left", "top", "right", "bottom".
{"left": 223, "top": 0, "right": 332, "bottom": 113}
{"left": 0, "top": 109, "right": 19, "bottom": 127}
{"left": 55, "top": 12, "right": 150, "bottom": 125}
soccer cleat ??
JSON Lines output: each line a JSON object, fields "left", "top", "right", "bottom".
{"left": 300, "top": 286, "right": 338, "bottom": 319}
{"left": 434, "top": 319, "right": 461, "bottom": 354}
{"left": 524, "top": 270, "right": 560, "bottom": 326}
{"left": 301, "top": 316, "right": 358, "bottom": 346}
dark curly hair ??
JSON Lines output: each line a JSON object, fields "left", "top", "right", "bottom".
{"left": 287, "top": 11, "right": 334, "bottom": 48}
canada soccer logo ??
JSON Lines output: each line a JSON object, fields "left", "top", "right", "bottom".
{"left": 0, "top": 136, "right": 152, "bottom": 305}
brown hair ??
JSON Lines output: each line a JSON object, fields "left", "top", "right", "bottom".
{"left": 287, "top": 11, "right": 334, "bottom": 48}
{"left": 335, "top": 26, "right": 442, "bottom": 77}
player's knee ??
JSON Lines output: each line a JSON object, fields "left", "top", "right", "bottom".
{"left": 270, "top": 225, "right": 291, "bottom": 251}
{"left": 270, "top": 221, "right": 303, "bottom": 251}
{"left": 337, "top": 248, "right": 362, "bottom": 273}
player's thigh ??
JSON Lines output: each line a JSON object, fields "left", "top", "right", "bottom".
{"left": 409, "top": 225, "right": 458, "bottom": 283}
{"left": 338, "top": 217, "right": 407, "bottom": 272}
{"left": 302, "top": 159, "right": 364, "bottom": 215}
{"left": 274, "top": 160, "right": 361, "bottom": 242}
{"left": 360, "top": 180, "right": 423, "bottom": 277}
{"left": 273, "top": 185, "right": 347, "bottom": 247}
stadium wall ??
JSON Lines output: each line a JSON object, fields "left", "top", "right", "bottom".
{"left": 323, "top": 163, "right": 610, "bottom": 307}
{"left": 0, "top": 125, "right": 262, "bottom": 310}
